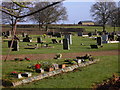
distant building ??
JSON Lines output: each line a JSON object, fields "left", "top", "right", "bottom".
{"left": 78, "top": 21, "right": 95, "bottom": 26}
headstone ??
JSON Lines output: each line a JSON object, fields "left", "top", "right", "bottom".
{"left": 97, "top": 37, "right": 102, "bottom": 45}
{"left": 22, "top": 33, "right": 27, "bottom": 37}
{"left": 16, "top": 74, "right": 23, "bottom": 79}
{"left": 8, "top": 40, "right": 19, "bottom": 51}
{"left": 102, "top": 35, "right": 108, "bottom": 43}
{"left": 59, "top": 64, "right": 66, "bottom": 69}
{"left": 90, "top": 45, "right": 98, "bottom": 49}
{"left": 12, "top": 40, "right": 19, "bottom": 51}
{"left": 2, "top": 32, "right": 5, "bottom": 36}
{"left": 94, "top": 29, "right": 98, "bottom": 35}
{"left": 63, "top": 39, "right": 70, "bottom": 50}
{"left": 36, "top": 68, "right": 44, "bottom": 73}
{"left": 23, "top": 35, "right": 31, "bottom": 42}
{"left": 64, "top": 34, "right": 72, "bottom": 44}
{"left": 52, "top": 39, "right": 58, "bottom": 44}
{"left": 6, "top": 31, "right": 11, "bottom": 37}
{"left": 21, "top": 72, "right": 32, "bottom": 77}
{"left": 37, "top": 37, "right": 42, "bottom": 43}
{"left": 53, "top": 64, "right": 59, "bottom": 69}
{"left": 78, "top": 32, "right": 83, "bottom": 36}
{"left": 88, "top": 32, "right": 93, "bottom": 37}
{"left": 117, "top": 35, "right": 120, "bottom": 41}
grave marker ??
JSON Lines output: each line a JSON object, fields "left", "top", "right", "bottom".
{"left": 8, "top": 40, "right": 19, "bottom": 51}
{"left": 63, "top": 39, "right": 70, "bottom": 50}
{"left": 102, "top": 34, "right": 108, "bottom": 43}
{"left": 6, "top": 31, "right": 11, "bottom": 37}
{"left": 97, "top": 37, "right": 102, "bottom": 45}
{"left": 78, "top": 32, "right": 83, "bottom": 36}
{"left": 37, "top": 37, "right": 42, "bottom": 43}
{"left": 64, "top": 34, "right": 72, "bottom": 44}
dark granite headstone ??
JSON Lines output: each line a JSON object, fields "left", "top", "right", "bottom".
{"left": 63, "top": 39, "right": 70, "bottom": 50}
{"left": 88, "top": 32, "right": 93, "bottom": 37}
{"left": 97, "top": 37, "right": 102, "bottom": 45}
{"left": 52, "top": 39, "right": 58, "bottom": 44}
{"left": 6, "top": 31, "right": 11, "bottom": 37}
{"left": 37, "top": 37, "right": 42, "bottom": 43}
{"left": 8, "top": 40, "right": 19, "bottom": 51}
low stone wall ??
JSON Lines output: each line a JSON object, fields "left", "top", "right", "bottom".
{"left": 7, "top": 59, "right": 99, "bottom": 87}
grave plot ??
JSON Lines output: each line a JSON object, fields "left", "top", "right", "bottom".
{"left": 2, "top": 54, "right": 99, "bottom": 87}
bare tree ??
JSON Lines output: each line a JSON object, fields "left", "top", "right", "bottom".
{"left": 90, "top": 1, "right": 116, "bottom": 32}
{"left": 108, "top": 7, "right": 119, "bottom": 31}
{"left": 2, "top": 2, "right": 31, "bottom": 31}
{"left": 30, "top": 2, "right": 68, "bottom": 31}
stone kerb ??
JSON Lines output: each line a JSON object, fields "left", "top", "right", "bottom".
{"left": 11, "top": 59, "right": 99, "bottom": 87}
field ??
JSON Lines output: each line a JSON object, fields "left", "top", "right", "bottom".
{"left": 1, "top": 25, "right": 119, "bottom": 88}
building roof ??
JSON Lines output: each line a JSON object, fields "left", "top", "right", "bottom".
{"left": 80, "top": 21, "right": 94, "bottom": 23}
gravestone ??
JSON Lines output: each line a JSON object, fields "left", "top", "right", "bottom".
{"left": 36, "top": 68, "right": 44, "bottom": 73}
{"left": 78, "top": 32, "right": 83, "bottom": 36}
{"left": 97, "top": 37, "right": 102, "bottom": 45}
{"left": 53, "top": 64, "right": 59, "bottom": 69}
{"left": 108, "top": 34, "right": 114, "bottom": 41}
{"left": 63, "top": 39, "right": 70, "bottom": 50}
{"left": 52, "top": 39, "right": 58, "bottom": 44}
{"left": 6, "top": 31, "right": 11, "bottom": 37}
{"left": 8, "top": 40, "right": 19, "bottom": 51}
{"left": 23, "top": 35, "right": 32, "bottom": 42}
{"left": 16, "top": 74, "right": 22, "bottom": 79}
{"left": 2, "top": 32, "right": 5, "bottom": 36}
{"left": 117, "top": 35, "right": 120, "bottom": 41}
{"left": 37, "top": 37, "right": 42, "bottom": 43}
{"left": 22, "top": 33, "right": 27, "bottom": 37}
{"left": 21, "top": 72, "right": 32, "bottom": 77}
{"left": 90, "top": 45, "right": 98, "bottom": 49}
{"left": 88, "top": 32, "right": 93, "bottom": 37}
{"left": 64, "top": 34, "right": 72, "bottom": 44}
{"left": 102, "top": 34, "right": 108, "bottom": 43}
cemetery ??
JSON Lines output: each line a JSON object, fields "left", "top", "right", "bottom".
{"left": 1, "top": 1, "right": 119, "bottom": 88}
{"left": 1, "top": 27, "right": 119, "bottom": 88}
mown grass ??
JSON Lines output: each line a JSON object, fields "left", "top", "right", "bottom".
{"left": 2, "top": 35, "right": 118, "bottom": 55}
{"left": 3, "top": 25, "right": 120, "bottom": 33}
{"left": 2, "top": 55, "right": 118, "bottom": 88}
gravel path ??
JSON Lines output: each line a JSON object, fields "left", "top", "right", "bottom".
{"left": 2, "top": 50, "right": 119, "bottom": 61}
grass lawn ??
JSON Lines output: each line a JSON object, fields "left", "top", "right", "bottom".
{"left": 2, "top": 55, "right": 118, "bottom": 88}
{"left": 2, "top": 35, "right": 118, "bottom": 55}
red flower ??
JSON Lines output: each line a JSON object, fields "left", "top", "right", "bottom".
{"left": 35, "top": 64, "right": 41, "bottom": 69}
{"left": 25, "top": 57, "right": 30, "bottom": 61}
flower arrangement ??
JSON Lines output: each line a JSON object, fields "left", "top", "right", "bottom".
{"left": 54, "top": 53, "right": 62, "bottom": 59}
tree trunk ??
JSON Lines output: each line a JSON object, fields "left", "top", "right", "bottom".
{"left": 45, "top": 24, "right": 48, "bottom": 31}
{"left": 4, "top": 19, "right": 18, "bottom": 62}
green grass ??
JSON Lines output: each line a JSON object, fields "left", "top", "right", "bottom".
{"left": 2, "top": 36, "right": 118, "bottom": 55}
{"left": 2, "top": 55, "right": 118, "bottom": 88}
{"left": 50, "top": 25, "right": 120, "bottom": 32}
